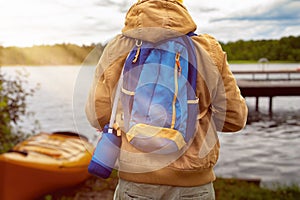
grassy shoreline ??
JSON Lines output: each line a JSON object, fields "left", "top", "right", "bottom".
{"left": 41, "top": 173, "right": 300, "bottom": 200}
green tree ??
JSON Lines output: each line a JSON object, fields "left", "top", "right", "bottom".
{"left": 0, "top": 68, "right": 39, "bottom": 153}
{"left": 221, "top": 35, "right": 300, "bottom": 62}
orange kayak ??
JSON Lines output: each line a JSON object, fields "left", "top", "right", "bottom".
{"left": 0, "top": 132, "right": 94, "bottom": 200}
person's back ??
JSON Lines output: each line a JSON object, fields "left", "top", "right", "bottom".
{"left": 85, "top": 0, "right": 248, "bottom": 199}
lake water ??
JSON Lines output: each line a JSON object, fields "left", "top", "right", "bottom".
{"left": 1, "top": 63, "right": 300, "bottom": 187}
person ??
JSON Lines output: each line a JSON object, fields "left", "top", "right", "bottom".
{"left": 85, "top": 0, "right": 248, "bottom": 199}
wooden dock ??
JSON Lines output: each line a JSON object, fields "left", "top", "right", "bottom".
{"left": 233, "top": 69, "right": 300, "bottom": 80}
{"left": 233, "top": 69, "right": 300, "bottom": 114}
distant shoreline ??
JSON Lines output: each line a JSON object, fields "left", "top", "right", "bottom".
{"left": 0, "top": 43, "right": 104, "bottom": 67}
{"left": 0, "top": 64, "right": 84, "bottom": 67}
{"left": 1, "top": 35, "right": 299, "bottom": 66}
{"left": 1, "top": 61, "right": 299, "bottom": 67}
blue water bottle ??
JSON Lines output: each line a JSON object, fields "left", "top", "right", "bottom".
{"left": 88, "top": 125, "right": 121, "bottom": 178}
{"left": 88, "top": 67, "right": 124, "bottom": 178}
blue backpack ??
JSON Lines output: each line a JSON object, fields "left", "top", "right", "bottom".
{"left": 121, "top": 33, "right": 199, "bottom": 154}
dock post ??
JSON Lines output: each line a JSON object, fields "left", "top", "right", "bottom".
{"left": 269, "top": 97, "right": 273, "bottom": 116}
{"left": 255, "top": 97, "right": 259, "bottom": 111}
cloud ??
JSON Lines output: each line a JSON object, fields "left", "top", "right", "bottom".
{"left": 187, "top": 6, "right": 219, "bottom": 13}
{"left": 93, "top": 0, "right": 134, "bottom": 13}
{"left": 202, "top": 0, "right": 300, "bottom": 42}
{"left": 0, "top": 0, "right": 299, "bottom": 46}
{"left": 211, "top": 0, "right": 300, "bottom": 25}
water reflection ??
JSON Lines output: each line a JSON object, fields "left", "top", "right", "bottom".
{"left": 215, "top": 108, "right": 300, "bottom": 187}
{"left": 1, "top": 65, "right": 300, "bottom": 187}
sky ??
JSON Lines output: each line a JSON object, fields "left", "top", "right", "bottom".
{"left": 0, "top": 0, "right": 299, "bottom": 47}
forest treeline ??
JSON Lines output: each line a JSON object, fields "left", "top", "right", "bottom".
{"left": 0, "top": 35, "right": 299, "bottom": 66}
{"left": 0, "top": 43, "right": 103, "bottom": 66}
{"left": 220, "top": 35, "right": 300, "bottom": 62}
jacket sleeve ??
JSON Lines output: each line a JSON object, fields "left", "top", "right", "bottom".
{"left": 85, "top": 35, "right": 134, "bottom": 130}
{"left": 211, "top": 42, "right": 248, "bottom": 132}
{"left": 85, "top": 42, "right": 113, "bottom": 130}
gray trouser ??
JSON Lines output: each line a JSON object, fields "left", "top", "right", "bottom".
{"left": 113, "top": 179, "right": 215, "bottom": 200}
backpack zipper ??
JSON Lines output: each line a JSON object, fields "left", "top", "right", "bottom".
{"left": 171, "top": 52, "right": 181, "bottom": 129}
{"left": 132, "top": 40, "right": 143, "bottom": 63}
{"left": 176, "top": 52, "right": 182, "bottom": 75}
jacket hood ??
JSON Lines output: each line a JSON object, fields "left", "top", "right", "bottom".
{"left": 122, "top": 0, "right": 197, "bottom": 43}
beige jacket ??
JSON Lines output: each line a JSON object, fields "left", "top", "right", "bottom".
{"left": 86, "top": 0, "right": 247, "bottom": 186}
